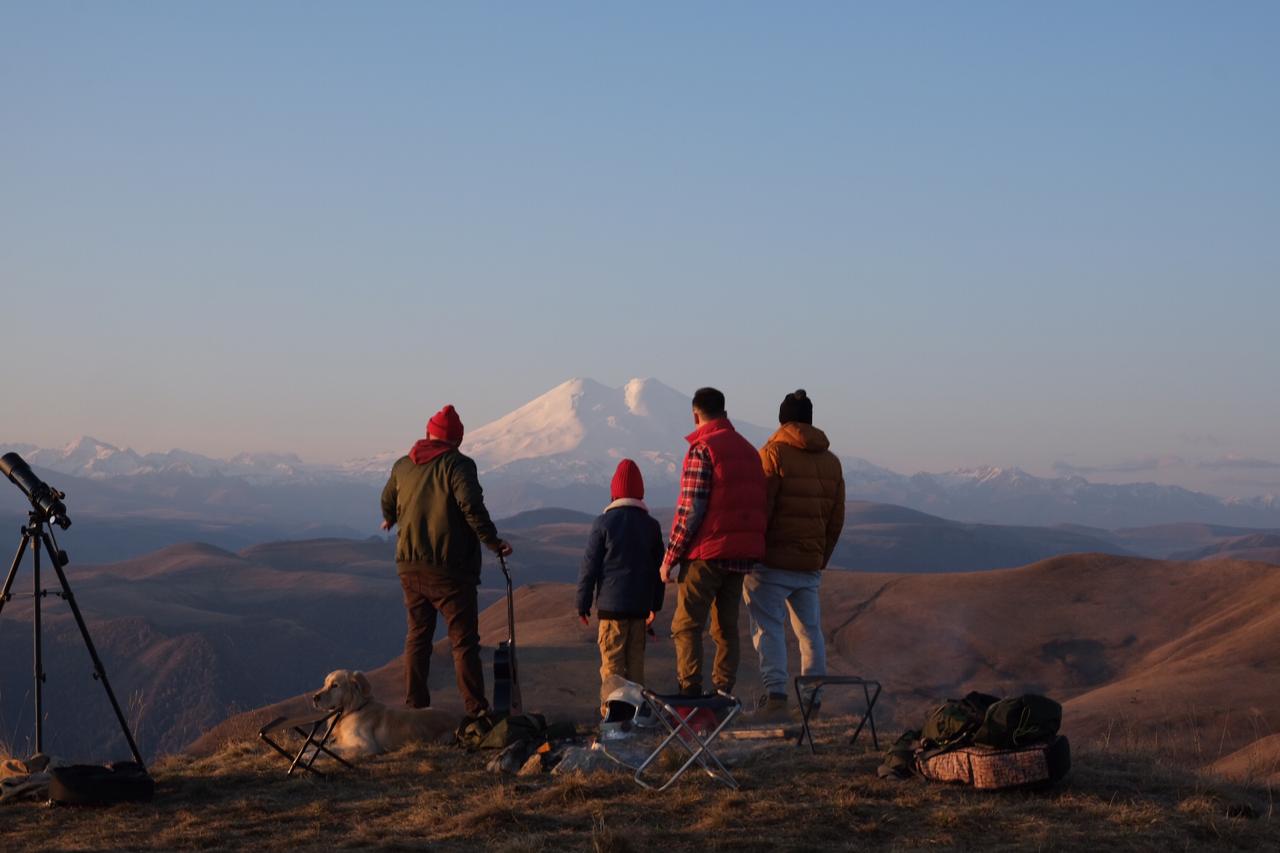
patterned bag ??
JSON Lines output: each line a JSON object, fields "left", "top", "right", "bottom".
{"left": 916, "top": 735, "right": 1071, "bottom": 790}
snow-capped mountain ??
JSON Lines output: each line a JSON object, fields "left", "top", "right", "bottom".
{"left": 6, "top": 377, "right": 1279, "bottom": 527}
{"left": 845, "top": 465, "right": 1280, "bottom": 529}
{"left": 464, "top": 377, "right": 765, "bottom": 488}
{"left": 13, "top": 437, "right": 325, "bottom": 485}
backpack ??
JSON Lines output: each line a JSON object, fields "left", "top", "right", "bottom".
{"left": 921, "top": 691, "right": 999, "bottom": 749}
{"left": 973, "top": 695, "right": 1061, "bottom": 749}
{"left": 456, "top": 712, "right": 576, "bottom": 751}
{"left": 883, "top": 691, "right": 1070, "bottom": 788}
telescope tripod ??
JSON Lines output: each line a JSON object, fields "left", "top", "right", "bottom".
{"left": 0, "top": 512, "right": 145, "bottom": 768}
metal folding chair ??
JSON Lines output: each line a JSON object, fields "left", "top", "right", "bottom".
{"left": 258, "top": 709, "right": 355, "bottom": 776}
{"left": 633, "top": 690, "right": 742, "bottom": 791}
{"left": 793, "top": 675, "right": 881, "bottom": 754}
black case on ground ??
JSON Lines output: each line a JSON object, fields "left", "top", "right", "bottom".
{"left": 49, "top": 762, "right": 155, "bottom": 806}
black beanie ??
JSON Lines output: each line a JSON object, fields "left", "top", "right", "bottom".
{"left": 779, "top": 389, "right": 813, "bottom": 425}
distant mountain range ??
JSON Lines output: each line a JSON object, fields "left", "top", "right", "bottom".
{"left": 6, "top": 377, "right": 1280, "bottom": 542}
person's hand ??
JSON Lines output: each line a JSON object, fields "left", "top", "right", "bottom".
{"left": 646, "top": 611, "right": 656, "bottom": 626}
{"left": 380, "top": 520, "right": 394, "bottom": 531}
{"left": 490, "top": 540, "right": 513, "bottom": 558}
{"left": 660, "top": 563, "right": 678, "bottom": 584}
{"left": 579, "top": 612, "right": 590, "bottom": 626}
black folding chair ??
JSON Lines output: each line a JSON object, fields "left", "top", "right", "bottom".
{"left": 633, "top": 690, "right": 742, "bottom": 791}
{"left": 258, "top": 709, "right": 355, "bottom": 776}
{"left": 793, "top": 675, "right": 881, "bottom": 754}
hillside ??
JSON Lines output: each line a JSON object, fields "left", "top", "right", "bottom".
{"left": 0, "top": 542, "right": 407, "bottom": 760}
{"left": 0, "top": 521, "right": 609, "bottom": 760}
{"left": 1175, "top": 532, "right": 1280, "bottom": 565}
{"left": 3, "top": 734, "right": 1276, "bottom": 851}
{"left": 830, "top": 502, "right": 1129, "bottom": 571}
{"left": 196, "top": 554, "right": 1280, "bottom": 768}
{"left": 1210, "top": 733, "right": 1280, "bottom": 786}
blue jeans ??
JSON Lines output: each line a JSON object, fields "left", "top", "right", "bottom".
{"left": 743, "top": 567, "right": 826, "bottom": 701}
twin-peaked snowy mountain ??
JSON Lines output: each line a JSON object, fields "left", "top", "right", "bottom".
{"left": 6, "top": 377, "right": 1279, "bottom": 528}
{"left": 465, "top": 378, "right": 767, "bottom": 489}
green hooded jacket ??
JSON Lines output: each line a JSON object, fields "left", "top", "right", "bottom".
{"left": 380, "top": 449, "right": 500, "bottom": 583}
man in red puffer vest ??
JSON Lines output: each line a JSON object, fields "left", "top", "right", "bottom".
{"left": 660, "top": 387, "right": 767, "bottom": 696}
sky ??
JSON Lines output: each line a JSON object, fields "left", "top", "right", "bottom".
{"left": 2, "top": 2, "right": 1278, "bottom": 498}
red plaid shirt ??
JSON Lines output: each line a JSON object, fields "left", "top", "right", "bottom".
{"left": 662, "top": 444, "right": 754, "bottom": 573}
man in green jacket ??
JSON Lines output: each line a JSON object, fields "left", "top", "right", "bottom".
{"left": 381, "top": 404, "right": 512, "bottom": 717}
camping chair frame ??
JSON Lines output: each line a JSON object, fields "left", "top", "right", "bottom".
{"left": 793, "top": 675, "right": 881, "bottom": 754}
{"left": 258, "top": 709, "right": 355, "bottom": 776}
{"left": 633, "top": 689, "right": 742, "bottom": 791}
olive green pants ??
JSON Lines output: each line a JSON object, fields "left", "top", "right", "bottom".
{"left": 671, "top": 560, "right": 745, "bottom": 695}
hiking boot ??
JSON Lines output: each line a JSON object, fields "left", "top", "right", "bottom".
{"left": 745, "top": 692, "right": 790, "bottom": 723}
{"left": 794, "top": 700, "right": 822, "bottom": 722}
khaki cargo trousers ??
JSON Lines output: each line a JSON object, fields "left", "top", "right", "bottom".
{"left": 670, "top": 560, "right": 745, "bottom": 695}
{"left": 597, "top": 617, "right": 648, "bottom": 702}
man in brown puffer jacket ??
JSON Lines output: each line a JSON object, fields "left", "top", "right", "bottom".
{"left": 743, "top": 390, "right": 845, "bottom": 719}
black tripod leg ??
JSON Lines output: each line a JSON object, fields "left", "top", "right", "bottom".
{"left": 33, "top": 532, "right": 44, "bottom": 754}
{"left": 0, "top": 531, "right": 30, "bottom": 617}
{"left": 40, "top": 532, "right": 146, "bottom": 768}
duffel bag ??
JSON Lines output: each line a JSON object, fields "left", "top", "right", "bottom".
{"left": 917, "top": 735, "right": 1071, "bottom": 790}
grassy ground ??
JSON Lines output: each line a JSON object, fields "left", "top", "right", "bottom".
{"left": 2, "top": 721, "right": 1276, "bottom": 852}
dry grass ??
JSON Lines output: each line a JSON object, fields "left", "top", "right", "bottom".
{"left": 2, "top": 718, "right": 1276, "bottom": 852}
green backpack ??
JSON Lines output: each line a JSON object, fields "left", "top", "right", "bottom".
{"left": 973, "top": 694, "right": 1061, "bottom": 748}
{"left": 921, "top": 691, "right": 1000, "bottom": 749}
{"left": 456, "top": 712, "right": 577, "bottom": 751}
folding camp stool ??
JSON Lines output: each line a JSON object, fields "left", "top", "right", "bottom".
{"left": 793, "top": 675, "right": 881, "bottom": 754}
{"left": 633, "top": 689, "right": 742, "bottom": 791}
{"left": 258, "top": 709, "right": 355, "bottom": 776}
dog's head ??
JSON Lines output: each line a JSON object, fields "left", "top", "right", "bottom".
{"left": 312, "top": 669, "right": 373, "bottom": 712}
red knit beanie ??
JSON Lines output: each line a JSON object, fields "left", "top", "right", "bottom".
{"left": 427, "top": 405, "right": 464, "bottom": 444}
{"left": 610, "top": 459, "right": 645, "bottom": 501}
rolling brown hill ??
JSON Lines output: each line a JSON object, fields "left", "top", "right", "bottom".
{"left": 193, "top": 553, "right": 1280, "bottom": 767}
{"left": 1174, "top": 532, "right": 1280, "bottom": 566}
{"left": 1209, "top": 733, "right": 1280, "bottom": 786}
{"left": 0, "top": 542, "right": 408, "bottom": 761}
{"left": 830, "top": 501, "right": 1130, "bottom": 571}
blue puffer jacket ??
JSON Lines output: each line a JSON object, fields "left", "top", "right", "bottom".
{"left": 577, "top": 500, "right": 666, "bottom": 619}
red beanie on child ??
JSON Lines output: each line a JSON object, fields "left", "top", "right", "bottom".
{"left": 427, "top": 405, "right": 464, "bottom": 444}
{"left": 610, "top": 459, "right": 645, "bottom": 501}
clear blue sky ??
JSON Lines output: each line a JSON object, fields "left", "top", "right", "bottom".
{"left": 2, "top": 2, "right": 1278, "bottom": 497}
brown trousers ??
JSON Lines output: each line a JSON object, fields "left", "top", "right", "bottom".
{"left": 399, "top": 571, "right": 488, "bottom": 716}
{"left": 671, "top": 560, "right": 745, "bottom": 695}
{"left": 597, "top": 618, "right": 648, "bottom": 702}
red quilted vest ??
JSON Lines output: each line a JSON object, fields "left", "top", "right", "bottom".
{"left": 685, "top": 418, "right": 768, "bottom": 562}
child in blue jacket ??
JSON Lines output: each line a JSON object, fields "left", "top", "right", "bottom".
{"left": 577, "top": 459, "right": 666, "bottom": 701}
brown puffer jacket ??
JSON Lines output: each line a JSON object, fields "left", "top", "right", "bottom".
{"left": 759, "top": 423, "right": 846, "bottom": 571}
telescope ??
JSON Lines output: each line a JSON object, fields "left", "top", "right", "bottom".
{"left": 0, "top": 449, "right": 144, "bottom": 767}
{"left": 1, "top": 452, "right": 71, "bottom": 529}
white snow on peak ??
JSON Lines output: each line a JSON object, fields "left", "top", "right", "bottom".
{"left": 465, "top": 377, "right": 693, "bottom": 474}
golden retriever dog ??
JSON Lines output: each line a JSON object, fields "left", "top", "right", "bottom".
{"left": 312, "top": 669, "right": 457, "bottom": 758}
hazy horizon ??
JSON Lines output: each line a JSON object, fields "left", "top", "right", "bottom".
{"left": 3, "top": 4, "right": 1278, "bottom": 498}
